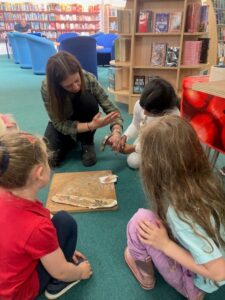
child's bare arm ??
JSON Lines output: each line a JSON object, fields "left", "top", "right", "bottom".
{"left": 120, "top": 143, "right": 136, "bottom": 154}
{"left": 138, "top": 220, "right": 225, "bottom": 282}
{"left": 40, "top": 248, "right": 92, "bottom": 282}
{"left": 162, "top": 240, "right": 225, "bottom": 282}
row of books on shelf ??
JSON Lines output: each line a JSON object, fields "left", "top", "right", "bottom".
{"left": 218, "top": 27, "right": 225, "bottom": 41}
{"left": 216, "top": 10, "right": 225, "bottom": 24}
{"left": 137, "top": 10, "right": 183, "bottom": 33}
{"left": 150, "top": 39, "right": 209, "bottom": 67}
{"left": 218, "top": 42, "right": 225, "bottom": 58}
{"left": 2, "top": 13, "right": 99, "bottom": 22}
{"left": 182, "top": 39, "right": 209, "bottom": 65}
{"left": 117, "top": 9, "right": 132, "bottom": 34}
{"left": 114, "top": 38, "right": 131, "bottom": 62}
{"left": 150, "top": 43, "right": 180, "bottom": 67}
{"left": 212, "top": 0, "right": 225, "bottom": 9}
{"left": 185, "top": 4, "right": 208, "bottom": 33}
{"left": 0, "top": 3, "right": 100, "bottom": 13}
{"left": 108, "top": 69, "right": 168, "bottom": 95}
{"left": 4, "top": 22, "right": 99, "bottom": 31}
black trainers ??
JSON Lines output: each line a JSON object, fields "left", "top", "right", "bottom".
{"left": 81, "top": 144, "right": 97, "bottom": 167}
{"left": 44, "top": 279, "right": 80, "bottom": 299}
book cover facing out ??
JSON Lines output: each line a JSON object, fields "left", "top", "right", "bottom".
{"left": 165, "top": 47, "right": 180, "bottom": 66}
{"left": 151, "top": 42, "right": 167, "bottom": 66}
{"left": 155, "top": 13, "right": 169, "bottom": 32}
{"left": 169, "top": 12, "right": 182, "bottom": 32}
{"left": 133, "top": 75, "right": 145, "bottom": 94}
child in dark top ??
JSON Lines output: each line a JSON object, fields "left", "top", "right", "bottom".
{"left": 0, "top": 132, "right": 92, "bottom": 300}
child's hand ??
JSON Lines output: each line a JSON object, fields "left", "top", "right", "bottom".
{"left": 138, "top": 220, "right": 171, "bottom": 251}
{"left": 72, "top": 251, "right": 86, "bottom": 265}
{"left": 78, "top": 260, "right": 93, "bottom": 279}
{"left": 119, "top": 143, "right": 135, "bottom": 154}
{"left": 72, "top": 251, "right": 92, "bottom": 279}
{"left": 114, "top": 135, "right": 127, "bottom": 152}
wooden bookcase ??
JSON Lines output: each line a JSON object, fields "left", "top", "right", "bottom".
{"left": 0, "top": 2, "right": 100, "bottom": 41}
{"left": 109, "top": 0, "right": 217, "bottom": 114}
{"left": 103, "top": 4, "right": 118, "bottom": 33}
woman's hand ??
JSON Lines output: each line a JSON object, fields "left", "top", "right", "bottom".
{"left": 138, "top": 220, "right": 171, "bottom": 252}
{"left": 90, "top": 111, "right": 119, "bottom": 130}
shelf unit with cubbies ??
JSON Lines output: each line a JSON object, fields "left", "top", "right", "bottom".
{"left": 108, "top": 0, "right": 217, "bottom": 114}
{"left": 103, "top": 4, "right": 119, "bottom": 33}
{"left": 0, "top": 2, "right": 100, "bottom": 41}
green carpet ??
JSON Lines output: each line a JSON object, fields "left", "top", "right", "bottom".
{"left": 0, "top": 55, "right": 224, "bottom": 300}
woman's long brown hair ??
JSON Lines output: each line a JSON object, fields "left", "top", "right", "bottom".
{"left": 140, "top": 115, "right": 225, "bottom": 249}
{"left": 46, "top": 51, "right": 85, "bottom": 120}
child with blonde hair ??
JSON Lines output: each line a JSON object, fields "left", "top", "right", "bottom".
{"left": 125, "top": 115, "right": 225, "bottom": 299}
{"left": 0, "top": 132, "right": 92, "bottom": 300}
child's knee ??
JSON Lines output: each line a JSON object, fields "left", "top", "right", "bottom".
{"left": 127, "top": 153, "right": 140, "bottom": 169}
{"left": 127, "top": 209, "right": 157, "bottom": 233}
{"left": 53, "top": 211, "right": 77, "bottom": 232}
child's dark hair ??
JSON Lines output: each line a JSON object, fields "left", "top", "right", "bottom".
{"left": 139, "top": 77, "right": 179, "bottom": 114}
{"left": 0, "top": 132, "right": 48, "bottom": 189}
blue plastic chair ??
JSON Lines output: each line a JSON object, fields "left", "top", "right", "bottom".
{"left": 60, "top": 36, "right": 98, "bottom": 78}
{"left": 26, "top": 34, "right": 57, "bottom": 75}
{"left": 90, "top": 31, "right": 104, "bottom": 39}
{"left": 13, "top": 32, "right": 32, "bottom": 69}
{"left": 57, "top": 32, "right": 79, "bottom": 44}
{"left": 7, "top": 32, "right": 20, "bottom": 64}
{"left": 94, "top": 33, "right": 119, "bottom": 65}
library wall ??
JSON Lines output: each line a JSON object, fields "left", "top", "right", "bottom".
{"left": 0, "top": 2, "right": 101, "bottom": 41}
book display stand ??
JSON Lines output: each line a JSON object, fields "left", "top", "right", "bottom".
{"left": 108, "top": 0, "right": 217, "bottom": 114}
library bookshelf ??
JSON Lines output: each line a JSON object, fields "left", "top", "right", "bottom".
{"left": 109, "top": 0, "right": 217, "bottom": 114}
{"left": 103, "top": 4, "right": 118, "bottom": 33}
{"left": 211, "top": 0, "right": 225, "bottom": 61}
{"left": 0, "top": 2, "right": 100, "bottom": 41}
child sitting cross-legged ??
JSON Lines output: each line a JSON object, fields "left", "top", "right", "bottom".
{"left": 125, "top": 115, "right": 225, "bottom": 299}
{"left": 0, "top": 132, "right": 92, "bottom": 300}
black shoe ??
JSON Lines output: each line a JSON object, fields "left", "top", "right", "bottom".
{"left": 81, "top": 144, "right": 97, "bottom": 167}
{"left": 45, "top": 279, "right": 80, "bottom": 299}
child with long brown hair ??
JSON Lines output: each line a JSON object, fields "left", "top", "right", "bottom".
{"left": 125, "top": 115, "right": 225, "bottom": 299}
{"left": 0, "top": 132, "right": 92, "bottom": 300}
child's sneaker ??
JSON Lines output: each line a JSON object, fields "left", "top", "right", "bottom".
{"left": 44, "top": 279, "right": 80, "bottom": 299}
{"left": 124, "top": 247, "right": 155, "bottom": 290}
